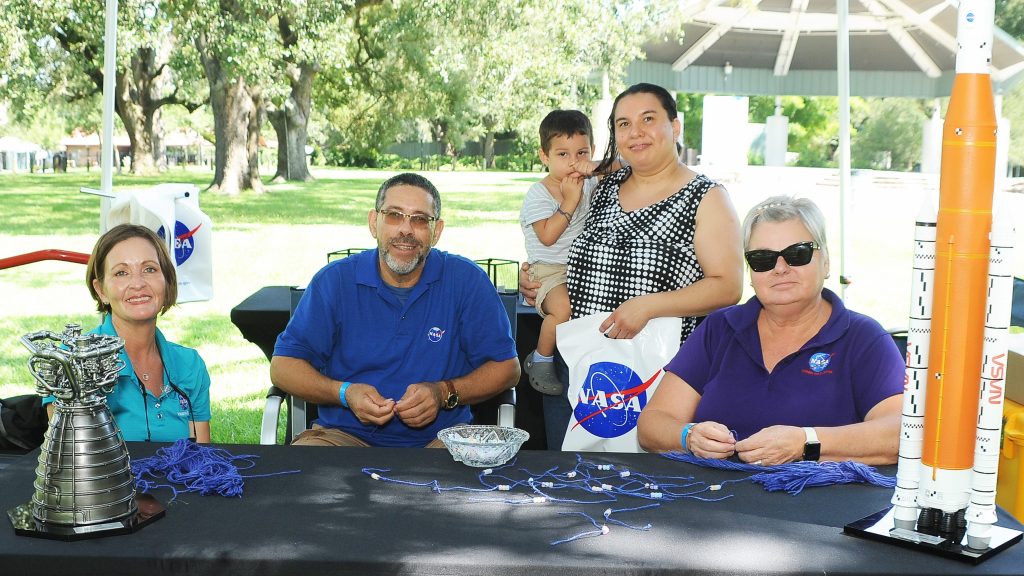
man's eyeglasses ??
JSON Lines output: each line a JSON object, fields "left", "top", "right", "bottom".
{"left": 744, "top": 241, "right": 819, "bottom": 273}
{"left": 377, "top": 209, "right": 438, "bottom": 229}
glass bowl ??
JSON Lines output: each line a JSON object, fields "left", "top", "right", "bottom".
{"left": 437, "top": 425, "right": 529, "bottom": 467}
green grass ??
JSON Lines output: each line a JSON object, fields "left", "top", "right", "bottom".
{"left": 0, "top": 167, "right": 537, "bottom": 444}
{"left": 0, "top": 169, "right": 527, "bottom": 236}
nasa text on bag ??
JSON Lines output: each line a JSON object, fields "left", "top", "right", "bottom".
{"left": 557, "top": 314, "right": 682, "bottom": 452}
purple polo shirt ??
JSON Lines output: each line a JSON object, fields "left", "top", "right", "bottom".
{"left": 665, "top": 289, "right": 904, "bottom": 441}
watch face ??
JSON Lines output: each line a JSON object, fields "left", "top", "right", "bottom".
{"left": 444, "top": 393, "right": 459, "bottom": 409}
{"left": 803, "top": 441, "right": 821, "bottom": 461}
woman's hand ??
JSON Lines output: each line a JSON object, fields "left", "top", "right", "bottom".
{"left": 519, "top": 262, "right": 540, "bottom": 306}
{"left": 734, "top": 425, "right": 805, "bottom": 466}
{"left": 685, "top": 421, "right": 736, "bottom": 459}
{"left": 599, "top": 296, "right": 653, "bottom": 339}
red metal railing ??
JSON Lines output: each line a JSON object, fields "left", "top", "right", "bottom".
{"left": 0, "top": 250, "right": 90, "bottom": 270}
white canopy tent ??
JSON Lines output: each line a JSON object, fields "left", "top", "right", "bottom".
{"left": 0, "top": 136, "right": 44, "bottom": 172}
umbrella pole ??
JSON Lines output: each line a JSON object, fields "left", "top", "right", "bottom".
{"left": 99, "top": 0, "right": 119, "bottom": 228}
{"left": 837, "top": 0, "right": 853, "bottom": 301}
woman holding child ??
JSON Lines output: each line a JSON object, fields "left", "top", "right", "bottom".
{"left": 521, "top": 83, "right": 744, "bottom": 448}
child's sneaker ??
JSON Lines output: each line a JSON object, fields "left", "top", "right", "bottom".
{"left": 523, "top": 351, "right": 563, "bottom": 395}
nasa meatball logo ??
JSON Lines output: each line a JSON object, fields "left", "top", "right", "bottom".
{"left": 571, "top": 361, "right": 661, "bottom": 439}
{"left": 157, "top": 221, "right": 202, "bottom": 266}
{"left": 808, "top": 352, "right": 832, "bottom": 373}
{"left": 427, "top": 327, "right": 445, "bottom": 342}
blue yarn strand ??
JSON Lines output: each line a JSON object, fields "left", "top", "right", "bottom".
{"left": 662, "top": 452, "right": 895, "bottom": 495}
{"left": 132, "top": 439, "right": 301, "bottom": 500}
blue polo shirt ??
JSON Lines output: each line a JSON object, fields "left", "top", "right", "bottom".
{"left": 49, "top": 315, "right": 212, "bottom": 442}
{"left": 273, "top": 248, "right": 518, "bottom": 447}
{"left": 665, "top": 289, "right": 904, "bottom": 441}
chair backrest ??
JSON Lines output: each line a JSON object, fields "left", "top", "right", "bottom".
{"left": 285, "top": 287, "right": 316, "bottom": 443}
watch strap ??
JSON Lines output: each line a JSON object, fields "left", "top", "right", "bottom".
{"left": 441, "top": 379, "right": 458, "bottom": 409}
{"left": 802, "top": 427, "right": 821, "bottom": 461}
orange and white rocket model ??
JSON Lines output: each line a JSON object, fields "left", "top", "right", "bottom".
{"left": 890, "top": 0, "right": 1015, "bottom": 552}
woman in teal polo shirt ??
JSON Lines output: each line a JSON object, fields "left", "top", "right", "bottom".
{"left": 83, "top": 224, "right": 212, "bottom": 442}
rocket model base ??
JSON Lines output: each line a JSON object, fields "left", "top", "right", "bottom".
{"left": 845, "top": 507, "right": 1022, "bottom": 564}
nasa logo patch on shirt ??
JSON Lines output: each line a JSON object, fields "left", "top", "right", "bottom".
{"left": 427, "top": 327, "right": 446, "bottom": 342}
{"left": 571, "top": 361, "right": 659, "bottom": 439}
{"left": 178, "top": 391, "right": 190, "bottom": 411}
{"left": 807, "top": 352, "right": 833, "bottom": 374}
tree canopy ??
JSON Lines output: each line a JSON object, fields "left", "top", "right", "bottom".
{"left": 1, "top": 0, "right": 1023, "bottom": 181}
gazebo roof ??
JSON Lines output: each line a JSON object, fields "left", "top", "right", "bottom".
{"left": 629, "top": 0, "right": 1024, "bottom": 97}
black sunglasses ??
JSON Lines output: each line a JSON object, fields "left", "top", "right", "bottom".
{"left": 744, "top": 241, "right": 819, "bottom": 273}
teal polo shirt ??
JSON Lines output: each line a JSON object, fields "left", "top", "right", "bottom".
{"left": 92, "top": 315, "right": 212, "bottom": 442}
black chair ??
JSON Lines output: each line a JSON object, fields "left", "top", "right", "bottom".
{"left": 260, "top": 287, "right": 518, "bottom": 445}
{"left": 0, "top": 395, "right": 48, "bottom": 469}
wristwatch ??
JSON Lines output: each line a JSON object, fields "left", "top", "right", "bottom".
{"left": 441, "top": 379, "right": 459, "bottom": 410}
{"left": 802, "top": 427, "right": 821, "bottom": 461}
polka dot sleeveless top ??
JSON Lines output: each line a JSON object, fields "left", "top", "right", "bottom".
{"left": 566, "top": 166, "right": 715, "bottom": 342}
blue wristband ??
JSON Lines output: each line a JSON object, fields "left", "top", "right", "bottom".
{"left": 339, "top": 381, "right": 351, "bottom": 409}
{"left": 680, "top": 423, "right": 695, "bottom": 453}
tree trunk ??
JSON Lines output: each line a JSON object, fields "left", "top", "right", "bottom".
{"left": 114, "top": 67, "right": 157, "bottom": 175}
{"left": 196, "top": 30, "right": 261, "bottom": 196}
{"left": 483, "top": 131, "right": 496, "bottom": 170}
{"left": 112, "top": 45, "right": 182, "bottom": 175}
{"left": 269, "top": 62, "right": 317, "bottom": 183}
{"left": 246, "top": 88, "right": 265, "bottom": 194}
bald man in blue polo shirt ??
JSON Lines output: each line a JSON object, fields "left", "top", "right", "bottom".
{"left": 270, "top": 173, "right": 520, "bottom": 448}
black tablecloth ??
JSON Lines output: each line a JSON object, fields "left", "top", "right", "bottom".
{"left": 230, "top": 285, "right": 296, "bottom": 360}
{"left": 3, "top": 443, "right": 1023, "bottom": 576}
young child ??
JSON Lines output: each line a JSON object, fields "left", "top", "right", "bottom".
{"left": 519, "top": 109, "right": 597, "bottom": 395}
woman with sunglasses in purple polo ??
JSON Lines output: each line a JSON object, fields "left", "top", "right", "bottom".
{"left": 638, "top": 195, "right": 904, "bottom": 466}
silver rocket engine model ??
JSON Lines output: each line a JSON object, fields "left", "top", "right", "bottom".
{"left": 7, "top": 323, "right": 163, "bottom": 540}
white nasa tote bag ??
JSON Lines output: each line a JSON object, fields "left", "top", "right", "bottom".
{"left": 557, "top": 313, "right": 682, "bottom": 452}
{"left": 105, "top": 184, "right": 214, "bottom": 303}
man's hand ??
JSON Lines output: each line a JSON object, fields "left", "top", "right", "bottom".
{"left": 394, "top": 381, "right": 444, "bottom": 428}
{"left": 519, "top": 262, "right": 540, "bottom": 307}
{"left": 734, "top": 425, "right": 805, "bottom": 466}
{"left": 345, "top": 383, "right": 396, "bottom": 426}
